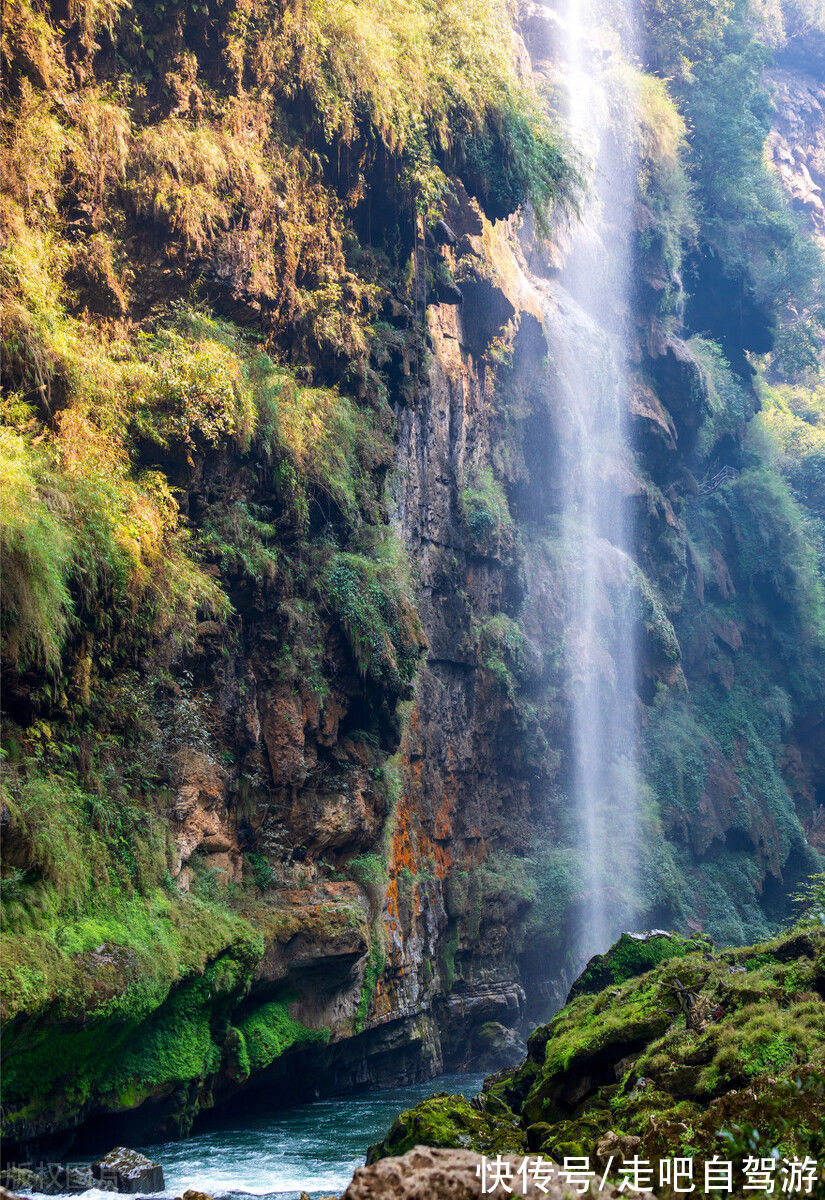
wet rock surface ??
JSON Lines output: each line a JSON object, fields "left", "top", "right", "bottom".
{"left": 93, "top": 1148, "right": 164, "bottom": 1194}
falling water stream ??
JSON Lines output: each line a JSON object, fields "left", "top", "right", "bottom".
{"left": 542, "top": 0, "right": 643, "bottom": 962}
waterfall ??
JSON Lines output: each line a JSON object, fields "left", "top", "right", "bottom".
{"left": 541, "top": 0, "right": 643, "bottom": 964}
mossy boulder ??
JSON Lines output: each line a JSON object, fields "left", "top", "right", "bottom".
{"left": 472, "top": 1021, "right": 527, "bottom": 1072}
{"left": 366, "top": 1092, "right": 525, "bottom": 1163}
{"left": 567, "top": 930, "right": 710, "bottom": 1001}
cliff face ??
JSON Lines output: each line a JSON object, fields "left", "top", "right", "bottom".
{"left": 767, "top": 16, "right": 825, "bottom": 252}
{"left": 376, "top": 0, "right": 825, "bottom": 1064}
{"left": 1, "top": 0, "right": 824, "bottom": 1156}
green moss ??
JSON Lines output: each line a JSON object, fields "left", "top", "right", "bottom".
{"left": 633, "top": 566, "right": 682, "bottom": 667}
{"left": 439, "top": 922, "right": 461, "bottom": 993}
{"left": 480, "top": 614, "right": 527, "bottom": 695}
{"left": 0, "top": 748, "right": 270, "bottom": 1142}
{"left": 236, "top": 996, "right": 328, "bottom": 1073}
{"left": 229, "top": 1027, "right": 251, "bottom": 1081}
{"left": 568, "top": 931, "right": 709, "bottom": 1000}
{"left": 1, "top": 922, "right": 264, "bottom": 1141}
{"left": 355, "top": 936, "right": 387, "bottom": 1032}
{"left": 540, "top": 980, "right": 672, "bottom": 1080}
{"left": 705, "top": 996, "right": 823, "bottom": 1086}
{"left": 369, "top": 1092, "right": 525, "bottom": 1162}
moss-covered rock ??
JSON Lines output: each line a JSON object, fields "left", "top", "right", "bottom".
{"left": 511, "top": 925, "right": 825, "bottom": 1162}
{"left": 567, "top": 930, "right": 711, "bottom": 1001}
{"left": 366, "top": 1092, "right": 525, "bottom": 1163}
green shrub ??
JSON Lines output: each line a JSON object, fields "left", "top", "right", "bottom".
{"left": 347, "top": 852, "right": 388, "bottom": 893}
{"left": 460, "top": 466, "right": 514, "bottom": 553}
{"left": 199, "top": 501, "right": 280, "bottom": 581}
{"left": 760, "top": 381, "right": 825, "bottom": 529}
{"left": 459, "top": 94, "right": 574, "bottom": 232}
{"left": 133, "top": 323, "right": 255, "bottom": 452}
{"left": 789, "top": 872, "right": 825, "bottom": 929}
{"left": 689, "top": 336, "right": 754, "bottom": 457}
{"left": 246, "top": 852, "right": 275, "bottom": 892}
{"left": 0, "top": 291, "right": 230, "bottom": 683}
{"left": 321, "top": 537, "right": 424, "bottom": 694}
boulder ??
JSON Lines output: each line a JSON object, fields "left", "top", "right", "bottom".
{"left": 471, "top": 1021, "right": 527, "bottom": 1073}
{"left": 595, "top": 1131, "right": 642, "bottom": 1170}
{"left": 366, "top": 1091, "right": 524, "bottom": 1163}
{"left": 566, "top": 930, "right": 707, "bottom": 1002}
{"left": 343, "top": 1145, "right": 628, "bottom": 1199}
{"left": 93, "top": 1148, "right": 164, "bottom": 1194}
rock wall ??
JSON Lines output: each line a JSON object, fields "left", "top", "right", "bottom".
{"left": 767, "top": 27, "right": 825, "bottom": 251}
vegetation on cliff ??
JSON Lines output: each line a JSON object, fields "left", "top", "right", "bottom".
{"left": 624, "top": 0, "right": 825, "bottom": 947}
{"left": 644, "top": 0, "right": 822, "bottom": 337}
{"left": 0, "top": 0, "right": 579, "bottom": 1150}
